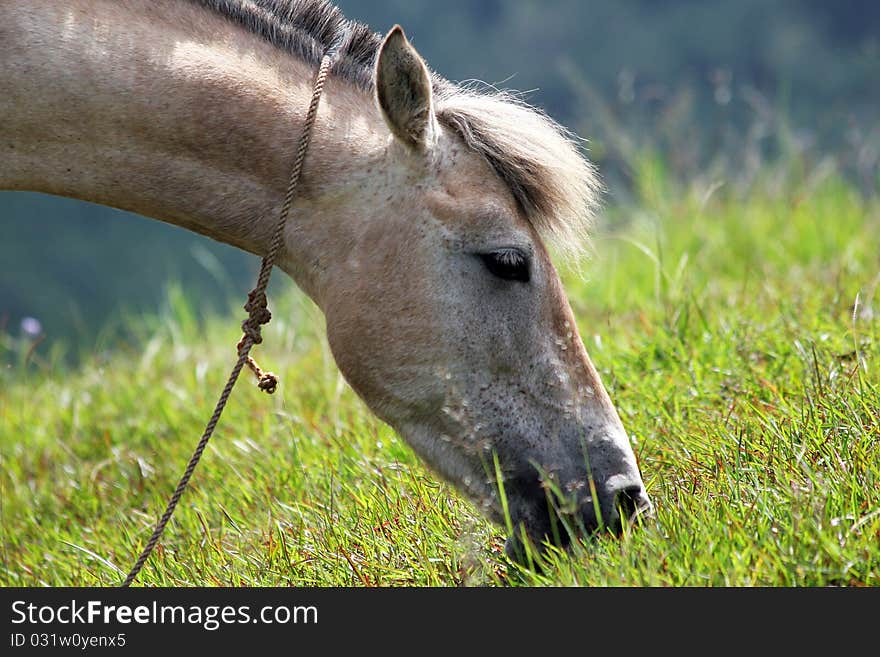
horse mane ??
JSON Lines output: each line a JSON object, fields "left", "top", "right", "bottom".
{"left": 187, "top": 0, "right": 601, "bottom": 257}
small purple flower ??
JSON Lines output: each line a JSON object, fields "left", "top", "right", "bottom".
{"left": 20, "top": 317, "right": 43, "bottom": 338}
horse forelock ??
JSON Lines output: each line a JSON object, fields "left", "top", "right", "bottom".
{"left": 188, "top": 0, "right": 601, "bottom": 258}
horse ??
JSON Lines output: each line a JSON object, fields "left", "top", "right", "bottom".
{"left": 0, "top": 0, "right": 651, "bottom": 562}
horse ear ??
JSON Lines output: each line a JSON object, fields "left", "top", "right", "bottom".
{"left": 375, "top": 25, "right": 436, "bottom": 151}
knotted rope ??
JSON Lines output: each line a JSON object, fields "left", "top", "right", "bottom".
{"left": 239, "top": 289, "right": 278, "bottom": 393}
{"left": 120, "top": 53, "right": 333, "bottom": 587}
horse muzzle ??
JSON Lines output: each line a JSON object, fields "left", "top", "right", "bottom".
{"left": 503, "top": 473, "right": 653, "bottom": 564}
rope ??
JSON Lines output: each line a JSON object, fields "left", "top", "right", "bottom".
{"left": 120, "top": 54, "right": 333, "bottom": 587}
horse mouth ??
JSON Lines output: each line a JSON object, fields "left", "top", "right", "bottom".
{"left": 503, "top": 487, "right": 654, "bottom": 565}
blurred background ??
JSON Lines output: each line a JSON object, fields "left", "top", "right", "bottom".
{"left": 2, "top": 0, "right": 878, "bottom": 360}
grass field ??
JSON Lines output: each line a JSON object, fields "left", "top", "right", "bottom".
{"left": 2, "top": 169, "right": 878, "bottom": 586}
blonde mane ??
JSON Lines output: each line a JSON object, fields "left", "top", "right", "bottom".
{"left": 189, "top": 0, "right": 602, "bottom": 257}
{"left": 435, "top": 84, "right": 601, "bottom": 258}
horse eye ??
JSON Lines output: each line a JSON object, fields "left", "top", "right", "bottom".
{"left": 479, "top": 248, "right": 530, "bottom": 283}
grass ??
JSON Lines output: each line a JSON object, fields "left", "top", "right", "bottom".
{"left": 1, "top": 170, "right": 878, "bottom": 586}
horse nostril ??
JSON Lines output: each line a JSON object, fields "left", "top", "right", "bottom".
{"left": 614, "top": 484, "right": 652, "bottom": 524}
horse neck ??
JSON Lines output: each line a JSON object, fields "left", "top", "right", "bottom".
{"left": 0, "top": 0, "right": 389, "bottom": 302}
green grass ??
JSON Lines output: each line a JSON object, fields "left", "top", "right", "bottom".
{"left": 2, "top": 172, "right": 878, "bottom": 586}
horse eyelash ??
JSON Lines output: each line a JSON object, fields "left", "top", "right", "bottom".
{"left": 493, "top": 248, "right": 525, "bottom": 267}
{"left": 479, "top": 248, "right": 530, "bottom": 282}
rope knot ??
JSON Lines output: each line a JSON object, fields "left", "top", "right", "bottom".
{"left": 240, "top": 318, "right": 263, "bottom": 345}
{"left": 239, "top": 291, "right": 278, "bottom": 392}
{"left": 239, "top": 290, "right": 273, "bottom": 346}
{"left": 244, "top": 290, "right": 272, "bottom": 325}
{"left": 257, "top": 372, "right": 279, "bottom": 394}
